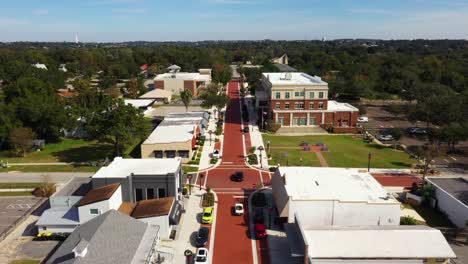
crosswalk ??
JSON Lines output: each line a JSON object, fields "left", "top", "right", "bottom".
{"left": 212, "top": 187, "right": 255, "bottom": 195}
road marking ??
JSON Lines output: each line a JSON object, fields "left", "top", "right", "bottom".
{"left": 449, "top": 156, "right": 457, "bottom": 161}
{"left": 203, "top": 170, "right": 209, "bottom": 188}
{"left": 233, "top": 195, "right": 248, "bottom": 198}
{"left": 443, "top": 159, "right": 449, "bottom": 163}
{"left": 222, "top": 162, "right": 234, "bottom": 164}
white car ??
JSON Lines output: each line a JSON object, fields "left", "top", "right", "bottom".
{"left": 194, "top": 248, "right": 208, "bottom": 264}
{"left": 234, "top": 203, "right": 244, "bottom": 215}
{"left": 212, "top": 149, "right": 220, "bottom": 159}
{"left": 357, "top": 116, "right": 369, "bottom": 122}
{"left": 378, "top": 134, "right": 394, "bottom": 141}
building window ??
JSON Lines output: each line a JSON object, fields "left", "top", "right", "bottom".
{"left": 135, "top": 188, "right": 143, "bottom": 202}
{"left": 147, "top": 188, "right": 155, "bottom": 200}
{"left": 318, "top": 102, "right": 324, "bottom": 109}
{"left": 154, "top": 151, "right": 163, "bottom": 158}
{"left": 165, "top": 150, "right": 176, "bottom": 158}
{"left": 158, "top": 188, "right": 166, "bottom": 198}
{"left": 294, "top": 91, "right": 304, "bottom": 97}
{"left": 285, "top": 102, "right": 290, "bottom": 109}
{"left": 294, "top": 102, "right": 304, "bottom": 109}
{"left": 293, "top": 118, "right": 299, "bottom": 126}
{"left": 309, "top": 92, "right": 315, "bottom": 99}
{"left": 275, "top": 103, "right": 280, "bottom": 109}
{"left": 319, "top": 92, "right": 324, "bottom": 98}
{"left": 300, "top": 118, "right": 307, "bottom": 126}
{"left": 89, "top": 209, "right": 99, "bottom": 215}
{"left": 275, "top": 92, "right": 281, "bottom": 99}
{"left": 278, "top": 117, "right": 284, "bottom": 125}
{"left": 178, "top": 150, "right": 189, "bottom": 158}
{"left": 309, "top": 102, "right": 315, "bottom": 109}
{"left": 309, "top": 117, "right": 316, "bottom": 125}
{"left": 285, "top": 92, "right": 290, "bottom": 99}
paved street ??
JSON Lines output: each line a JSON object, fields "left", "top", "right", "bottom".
{"left": 202, "top": 81, "right": 271, "bottom": 264}
{"left": 0, "top": 172, "right": 92, "bottom": 183}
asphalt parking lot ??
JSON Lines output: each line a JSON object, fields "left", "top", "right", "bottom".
{"left": 0, "top": 197, "right": 42, "bottom": 236}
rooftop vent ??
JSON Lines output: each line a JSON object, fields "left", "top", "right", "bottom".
{"left": 280, "top": 72, "right": 292, "bottom": 81}
{"left": 73, "top": 239, "right": 89, "bottom": 258}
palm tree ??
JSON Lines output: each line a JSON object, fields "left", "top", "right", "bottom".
{"left": 180, "top": 89, "right": 193, "bottom": 112}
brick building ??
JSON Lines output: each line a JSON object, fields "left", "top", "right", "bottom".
{"left": 257, "top": 72, "right": 359, "bottom": 132}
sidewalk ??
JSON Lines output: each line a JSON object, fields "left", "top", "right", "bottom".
{"left": 243, "top": 96, "right": 268, "bottom": 169}
{"left": 199, "top": 108, "right": 224, "bottom": 170}
{"left": 160, "top": 189, "right": 205, "bottom": 263}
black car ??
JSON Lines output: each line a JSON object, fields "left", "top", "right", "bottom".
{"left": 232, "top": 171, "right": 244, "bottom": 182}
{"left": 254, "top": 207, "right": 264, "bottom": 223}
{"left": 196, "top": 227, "right": 209, "bottom": 247}
{"left": 242, "top": 127, "right": 249, "bottom": 133}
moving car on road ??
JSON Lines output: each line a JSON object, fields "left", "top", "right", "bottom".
{"left": 242, "top": 127, "right": 249, "bottom": 133}
{"left": 212, "top": 149, "right": 220, "bottom": 159}
{"left": 409, "top": 127, "right": 427, "bottom": 135}
{"left": 234, "top": 203, "right": 244, "bottom": 215}
{"left": 194, "top": 248, "right": 209, "bottom": 264}
{"left": 357, "top": 116, "right": 369, "bottom": 122}
{"left": 254, "top": 223, "right": 267, "bottom": 239}
{"left": 231, "top": 171, "right": 244, "bottom": 182}
{"left": 196, "top": 227, "right": 209, "bottom": 247}
{"left": 377, "top": 134, "right": 394, "bottom": 141}
{"left": 202, "top": 207, "right": 214, "bottom": 224}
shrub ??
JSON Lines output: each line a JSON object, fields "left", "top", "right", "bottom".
{"left": 202, "top": 193, "right": 215, "bottom": 207}
{"left": 215, "top": 126, "right": 223, "bottom": 135}
{"left": 266, "top": 122, "right": 281, "bottom": 133}
{"left": 400, "top": 216, "right": 418, "bottom": 225}
{"left": 247, "top": 154, "right": 258, "bottom": 165}
{"left": 210, "top": 158, "right": 218, "bottom": 164}
{"left": 249, "top": 146, "right": 256, "bottom": 153}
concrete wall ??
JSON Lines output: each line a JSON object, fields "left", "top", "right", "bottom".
{"left": 312, "top": 260, "right": 423, "bottom": 264}
{"left": 432, "top": 185, "right": 468, "bottom": 228}
{"left": 161, "top": 78, "right": 184, "bottom": 95}
{"left": 78, "top": 199, "right": 110, "bottom": 224}
{"left": 271, "top": 170, "right": 290, "bottom": 219}
{"left": 139, "top": 216, "right": 171, "bottom": 239}
{"left": 37, "top": 225, "right": 77, "bottom": 234}
{"left": 141, "top": 140, "right": 193, "bottom": 163}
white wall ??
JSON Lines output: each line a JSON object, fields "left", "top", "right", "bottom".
{"left": 433, "top": 186, "right": 468, "bottom": 228}
{"left": 139, "top": 216, "right": 170, "bottom": 239}
{"left": 78, "top": 186, "right": 123, "bottom": 224}
{"left": 290, "top": 200, "right": 400, "bottom": 226}
{"left": 38, "top": 225, "right": 77, "bottom": 233}
{"left": 312, "top": 259, "right": 422, "bottom": 264}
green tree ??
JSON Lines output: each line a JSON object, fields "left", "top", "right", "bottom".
{"left": 212, "top": 63, "right": 232, "bottom": 86}
{"left": 201, "top": 93, "right": 229, "bottom": 119}
{"left": 127, "top": 78, "right": 140, "bottom": 99}
{"left": 0, "top": 104, "right": 17, "bottom": 149}
{"left": 180, "top": 89, "right": 193, "bottom": 112}
{"left": 9, "top": 127, "right": 35, "bottom": 157}
{"left": 87, "top": 100, "right": 150, "bottom": 156}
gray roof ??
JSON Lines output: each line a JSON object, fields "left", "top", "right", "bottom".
{"left": 428, "top": 177, "right": 468, "bottom": 206}
{"left": 274, "top": 64, "right": 297, "bottom": 72}
{"left": 36, "top": 207, "right": 79, "bottom": 227}
{"left": 46, "top": 210, "right": 159, "bottom": 264}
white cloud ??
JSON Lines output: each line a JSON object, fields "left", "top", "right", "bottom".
{"left": 33, "top": 9, "right": 49, "bottom": 16}
{"left": 0, "top": 18, "right": 29, "bottom": 26}
{"left": 111, "top": 8, "right": 146, "bottom": 13}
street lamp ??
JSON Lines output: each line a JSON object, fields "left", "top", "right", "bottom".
{"left": 258, "top": 146, "right": 265, "bottom": 168}
{"left": 199, "top": 173, "right": 204, "bottom": 190}
{"left": 208, "top": 130, "right": 213, "bottom": 146}
{"left": 187, "top": 174, "right": 192, "bottom": 195}
{"left": 300, "top": 157, "right": 303, "bottom": 166}
{"left": 368, "top": 153, "right": 372, "bottom": 172}
{"left": 266, "top": 140, "right": 271, "bottom": 153}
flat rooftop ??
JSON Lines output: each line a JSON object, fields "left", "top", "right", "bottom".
{"left": 327, "top": 100, "right": 359, "bottom": 112}
{"left": 92, "top": 157, "right": 181, "bottom": 179}
{"left": 428, "top": 177, "right": 468, "bottom": 205}
{"left": 154, "top": 72, "right": 210, "bottom": 81}
{"left": 263, "top": 72, "right": 327, "bottom": 85}
{"left": 139, "top": 89, "right": 172, "bottom": 99}
{"left": 304, "top": 225, "right": 456, "bottom": 259}
{"left": 165, "top": 111, "right": 208, "bottom": 119}
{"left": 143, "top": 124, "right": 195, "bottom": 144}
{"left": 277, "top": 167, "right": 396, "bottom": 203}
{"left": 36, "top": 207, "right": 79, "bottom": 226}
{"left": 124, "top": 99, "right": 155, "bottom": 108}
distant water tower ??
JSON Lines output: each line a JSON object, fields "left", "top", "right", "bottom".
{"left": 75, "top": 33, "right": 79, "bottom": 44}
{"left": 322, "top": 37, "right": 327, "bottom": 42}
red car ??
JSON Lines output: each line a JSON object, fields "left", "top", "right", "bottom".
{"left": 254, "top": 223, "right": 267, "bottom": 239}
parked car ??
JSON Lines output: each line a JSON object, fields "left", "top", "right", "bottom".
{"left": 409, "top": 127, "right": 427, "bottom": 135}
{"left": 357, "top": 116, "right": 369, "bottom": 122}
{"left": 242, "top": 127, "right": 249, "bottom": 133}
{"left": 254, "top": 207, "right": 264, "bottom": 223}
{"left": 231, "top": 171, "right": 244, "bottom": 182}
{"left": 234, "top": 203, "right": 244, "bottom": 215}
{"left": 212, "top": 149, "right": 220, "bottom": 159}
{"left": 377, "top": 134, "right": 394, "bottom": 141}
{"left": 194, "top": 248, "right": 209, "bottom": 264}
{"left": 196, "top": 227, "right": 209, "bottom": 247}
{"left": 254, "top": 223, "right": 267, "bottom": 239}
{"left": 202, "top": 207, "right": 214, "bottom": 224}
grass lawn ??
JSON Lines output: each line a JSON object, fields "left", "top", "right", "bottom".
{"left": 0, "top": 165, "right": 98, "bottom": 173}
{"left": 264, "top": 134, "right": 414, "bottom": 168}
{"left": 411, "top": 204, "right": 453, "bottom": 227}
{"left": 183, "top": 166, "right": 199, "bottom": 174}
{"left": 0, "top": 191, "right": 33, "bottom": 197}
{"left": 0, "top": 139, "right": 113, "bottom": 163}
{"left": 0, "top": 182, "right": 42, "bottom": 188}
{"left": 9, "top": 260, "right": 40, "bottom": 264}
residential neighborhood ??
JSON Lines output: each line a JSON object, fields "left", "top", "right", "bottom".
{"left": 0, "top": 1, "right": 467, "bottom": 264}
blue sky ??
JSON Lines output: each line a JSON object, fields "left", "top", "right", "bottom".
{"left": 0, "top": 0, "right": 467, "bottom": 42}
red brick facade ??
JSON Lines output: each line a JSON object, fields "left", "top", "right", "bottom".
{"left": 184, "top": 80, "right": 196, "bottom": 96}
{"left": 270, "top": 99, "right": 328, "bottom": 111}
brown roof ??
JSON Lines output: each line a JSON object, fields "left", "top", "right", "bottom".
{"left": 119, "top": 197, "right": 175, "bottom": 219}
{"left": 77, "top": 183, "right": 121, "bottom": 207}
{"left": 118, "top": 202, "right": 137, "bottom": 216}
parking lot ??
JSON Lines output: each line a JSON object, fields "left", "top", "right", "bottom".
{"left": 0, "top": 197, "right": 43, "bottom": 236}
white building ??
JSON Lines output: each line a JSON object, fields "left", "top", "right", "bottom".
{"left": 153, "top": 68, "right": 211, "bottom": 96}
{"left": 272, "top": 167, "right": 401, "bottom": 226}
{"left": 77, "top": 183, "right": 123, "bottom": 224}
{"left": 124, "top": 99, "right": 156, "bottom": 116}
{"left": 33, "top": 63, "right": 47, "bottom": 70}
{"left": 427, "top": 177, "right": 468, "bottom": 228}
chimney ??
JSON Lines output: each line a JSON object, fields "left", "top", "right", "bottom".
{"left": 73, "top": 239, "right": 89, "bottom": 258}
